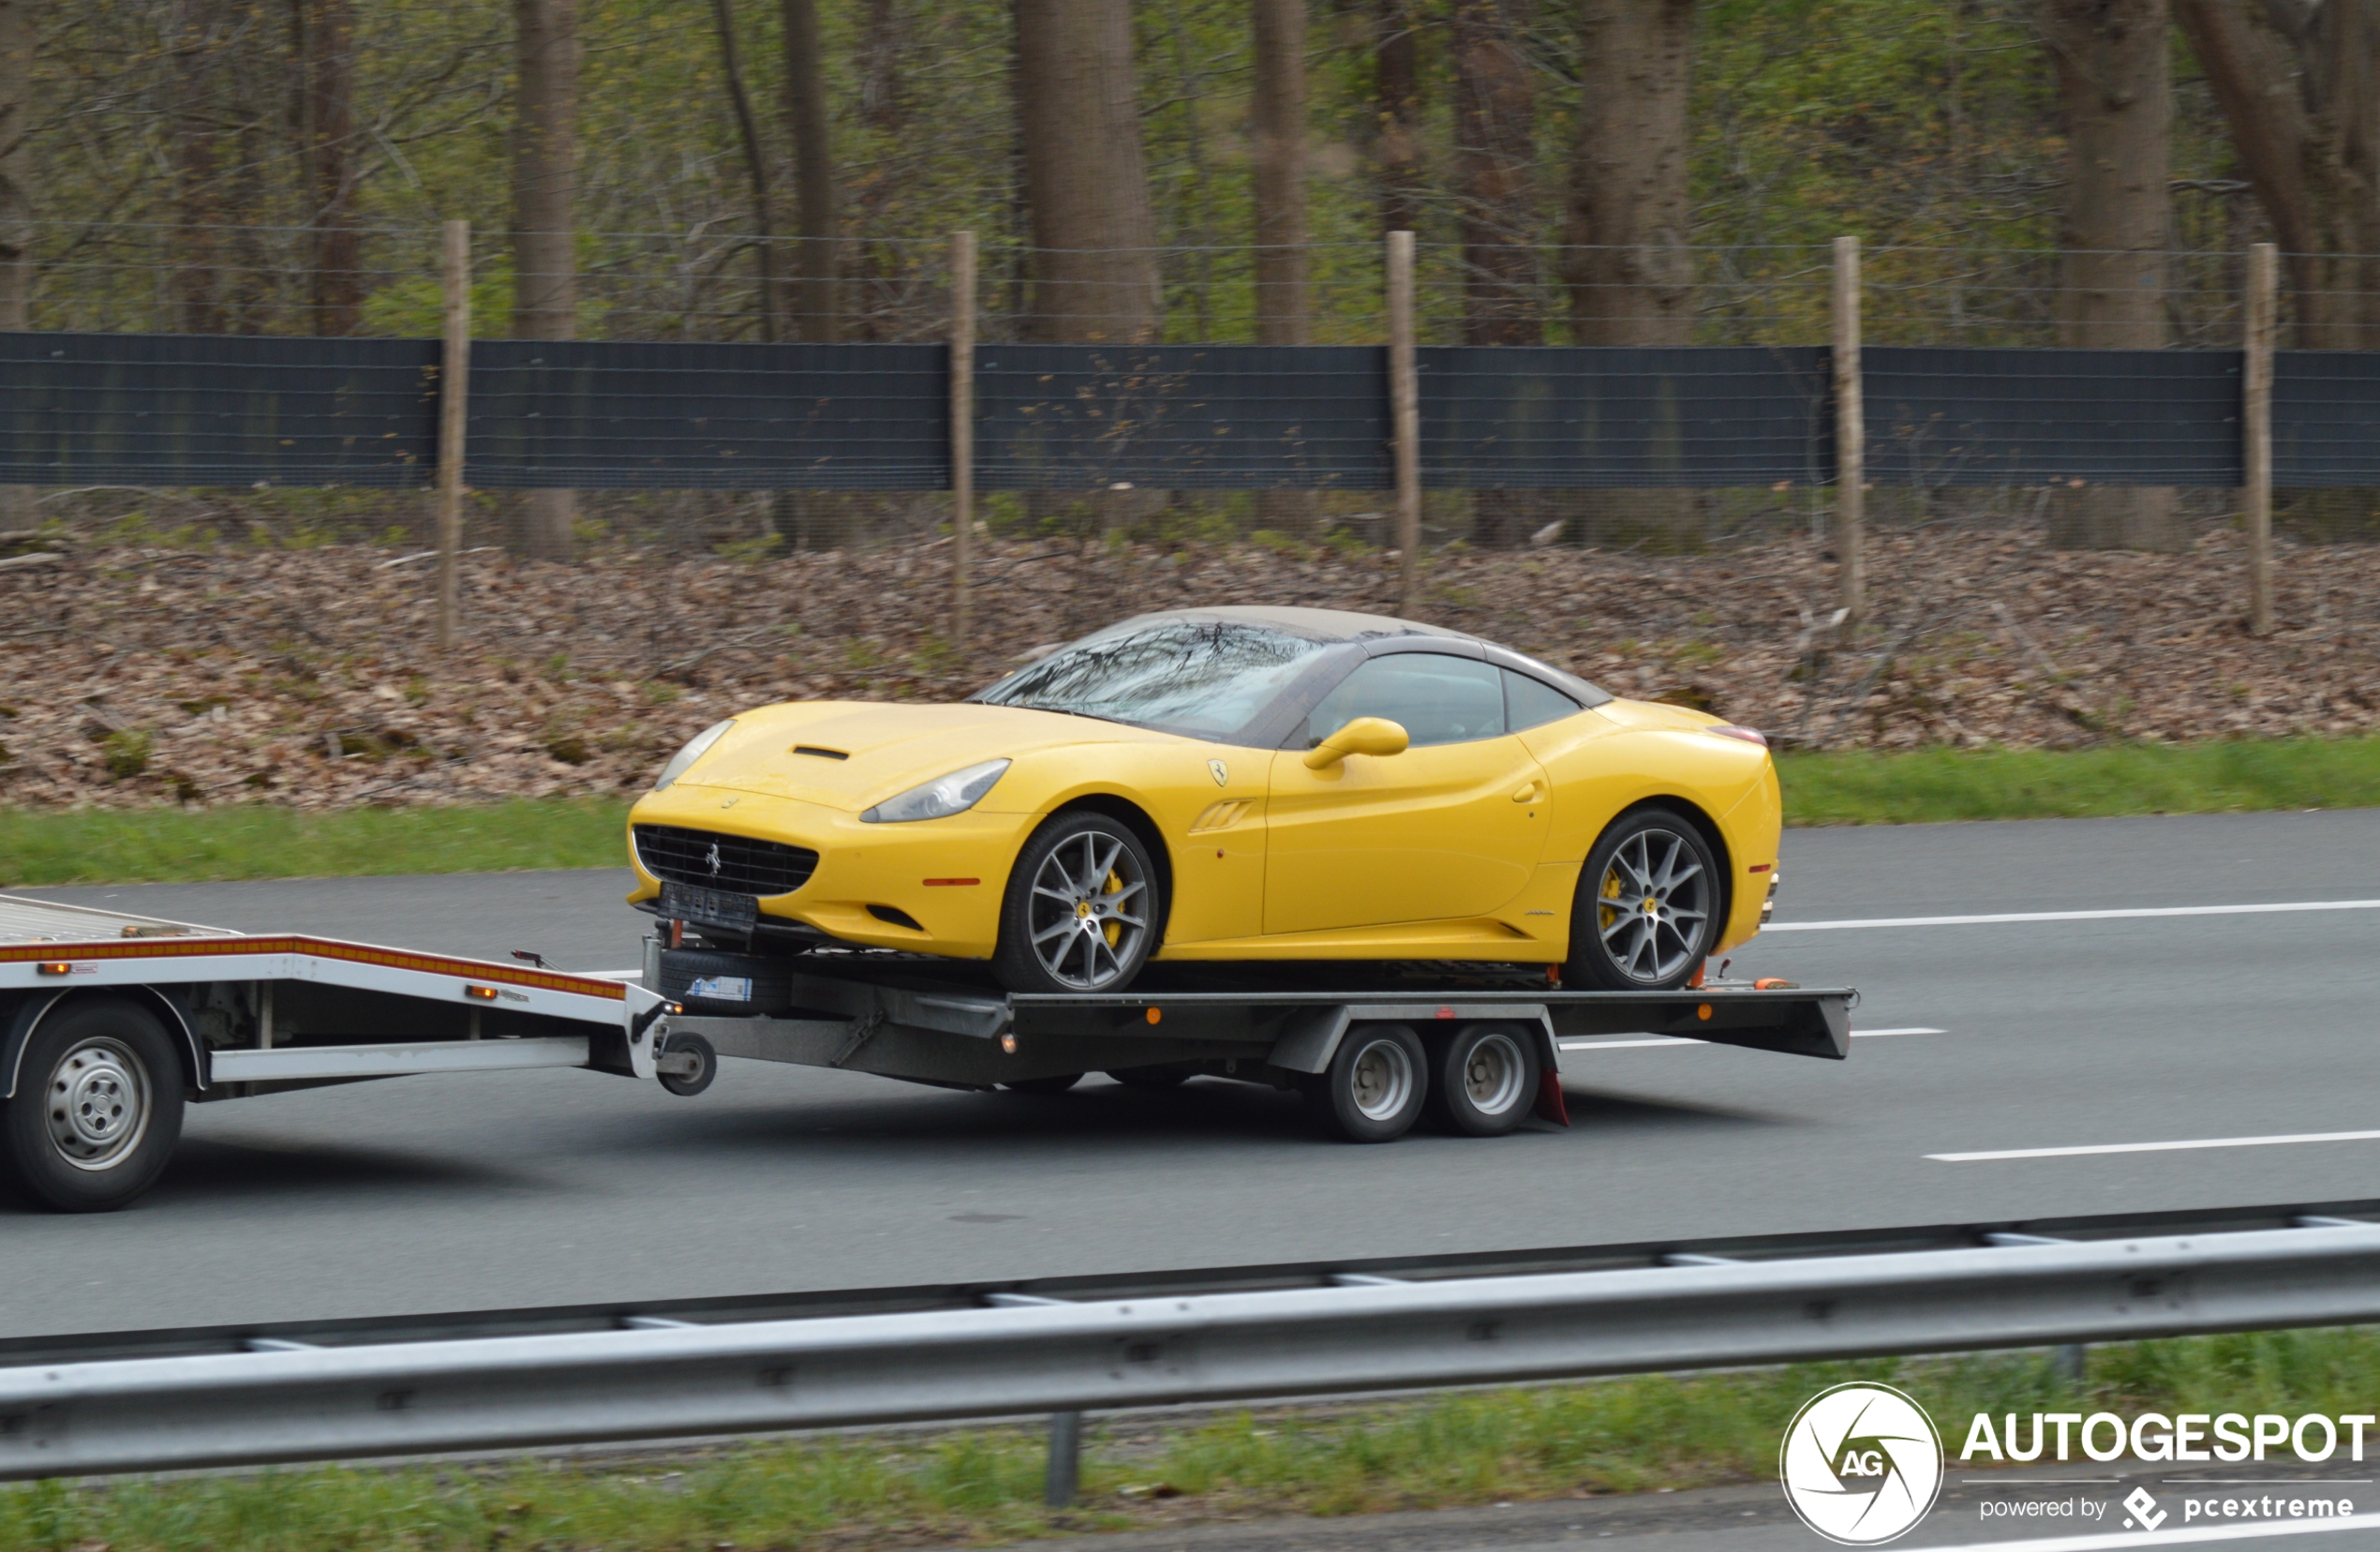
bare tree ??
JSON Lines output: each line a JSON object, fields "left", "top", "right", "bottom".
{"left": 0, "top": 0, "right": 31, "bottom": 336}
{"left": 1371, "top": 0, "right": 1423, "bottom": 237}
{"left": 2042, "top": 0, "right": 2184, "bottom": 549}
{"left": 1565, "top": 0, "right": 1693, "bottom": 346}
{"left": 1252, "top": 0, "right": 1311, "bottom": 529}
{"left": 512, "top": 0, "right": 579, "bottom": 560}
{"left": 293, "top": 0, "right": 361, "bottom": 336}
{"left": 781, "top": 0, "right": 838, "bottom": 342}
{"left": 2175, "top": 0, "right": 2380, "bottom": 347}
{"left": 1453, "top": 0, "right": 1539, "bottom": 548}
{"left": 709, "top": 0, "right": 778, "bottom": 341}
{"left": 1014, "top": 0, "right": 1160, "bottom": 344}
{"left": 172, "top": 0, "right": 227, "bottom": 335}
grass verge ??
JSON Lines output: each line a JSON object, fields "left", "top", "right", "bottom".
{"left": 6, "top": 1330, "right": 2377, "bottom": 1551}
{"left": 1778, "top": 735, "right": 2380, "bottom": 826}
{"left": 2, "top": 737, "right": 2374, "bottom": 887}
{"left": 0, "top": 800, "right": 632, "bottom": 887}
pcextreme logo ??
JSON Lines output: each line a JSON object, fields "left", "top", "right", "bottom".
{"left": 1779, "top": 1382, "right": 1946, "bottom": 1545}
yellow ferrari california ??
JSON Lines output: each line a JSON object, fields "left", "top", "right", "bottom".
{"left": 626, "top": 606, "right": 1779, "bottom": 995}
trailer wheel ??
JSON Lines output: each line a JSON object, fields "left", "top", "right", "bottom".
{"left": 1423, "top": 1022, "right": 1540, "bottom": 1137}
{"left": 2, "top": 996, "right": 185, "bottom": 1213}
{"left": 1302, "top": 1023, "right": 1426, "bottom": 1142}
{"left": 1003, "top": 1072, "right": 1084, "bottom": 1095}
{"left": 657, "top": 1032, "right": 717, "bottom": 1097}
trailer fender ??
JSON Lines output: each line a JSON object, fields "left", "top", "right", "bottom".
{"left": 1268, "top": 1004, "right": 1560, "bottom": 1078}
{"left": 2, "top": 986, "right": 205, "bottom": 1099}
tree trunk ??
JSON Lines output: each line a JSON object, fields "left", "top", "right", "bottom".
{"left": 172, "top": 1, "right": 225, "bottom": 336}
{"left": 1565, "top": 0, "right": 1693, "bottom": 346}
{"left": 709, "top": 0, "right": 778, "bottom": 341}
{"left": 512, "top": 0, "right": 580, "bottom": 560}
{"left": 2043, "top": 0, "right": 2185, "bottom": 550}
{"left": 2175, "top": 0, "right": 2380, "bottom": 348}
{"left": 1453, "top": 0, "right": 1539, "bottom": 548}
{"left": 1252, "top": 0, "right": 1312, "bottom": 530}
{"left": 1371, "top": 0, "right": 1423, "bottom": 237}
{"left": 1014, "top": 0, "right": 1160, "bottom": 345}
{"left": 0, "top": 0, "right": 31, "bottom": 524}
{"left": 781, "top": 0, "right": 839, "bottom": 343}
{"left": 294, "top": 0, "right": 362, "bottom": 336}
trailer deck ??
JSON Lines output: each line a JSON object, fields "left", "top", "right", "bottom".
{"left": 3, "top": 891, "right": 1852, "bottom": 1212}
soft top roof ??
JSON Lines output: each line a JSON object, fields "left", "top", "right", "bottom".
{"left": 1120, "top": 604, "right": 1473, "bottom": 644}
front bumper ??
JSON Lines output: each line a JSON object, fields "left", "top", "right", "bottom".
{"left": 625, "top": 786, "right": 1019, "bottom": 958}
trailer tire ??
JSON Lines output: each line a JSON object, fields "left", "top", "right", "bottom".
{"left": 1302, "top": 1022, "right": 1426, "bottom": 1142}
{"left": 1422, "top": 1022, "right": 1540, "bottom": 1137}
{"left": 2, "top": 996, "right": 185, "bottom": 1213}
{"left": 657, "top": 1032, "right": 717, "bottom": 1097}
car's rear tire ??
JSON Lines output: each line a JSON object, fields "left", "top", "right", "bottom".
{"left": 2, "top": 996, "right": 185, "bottom": 1213}
{"left": 1563, "top": 808, "right": 1722, "bottom": 992}
{"left": 1302, "top": 1022, "right": 1426, "bottom": 1142}
{"left": 993, "top": 812, "right": 1161, "bottom": 994}
{"left": 1422, "top": 1022, "right": 1540, "bottom": 1137}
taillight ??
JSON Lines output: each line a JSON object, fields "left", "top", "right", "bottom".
{"left": 1706, "top": 724, "right": 1767, "bottom": 747}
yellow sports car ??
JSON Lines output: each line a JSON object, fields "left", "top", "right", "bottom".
{"left": 627, "top": 606, "right": 1779, "bottom": 994}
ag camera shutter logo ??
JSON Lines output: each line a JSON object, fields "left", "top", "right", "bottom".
{"left": 1780, "top": 1382, "right": 1945, "bottom": 1545}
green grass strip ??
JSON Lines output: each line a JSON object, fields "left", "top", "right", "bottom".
{"left": 0, "top": 800, "right": 633, "bottom": 888}
{"left": 1778, "top": 735, "right": 2380, "bottom": 827}
{"left": 3, "top": 737, "right": 2375, "bottom": 887}
{"left": 5, "top": 1330, "right": 2376, "bottom": 1551}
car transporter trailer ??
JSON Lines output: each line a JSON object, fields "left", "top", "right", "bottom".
{"left": 0, "top": 891, "right": 1852, "bottom": 1212}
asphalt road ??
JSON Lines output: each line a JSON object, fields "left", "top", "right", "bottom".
{"left": 5, "top": 810, "right": 2378, "bottom": 1343}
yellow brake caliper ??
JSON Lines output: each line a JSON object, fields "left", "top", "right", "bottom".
{"left": 1102, "top": 870, "right": 1124, "bottom": 948}
{"left": 1599, "top": 866, "right": 1624, "bottom": 937}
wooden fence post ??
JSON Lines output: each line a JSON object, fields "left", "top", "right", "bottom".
{"left": 435, "top": 219, "right": 471, "bottom": 653}
{"left": 1832, "top": 235, "right": 1864, "bottom": 629}
{"left": 2243, "top": 241, "right": 2276, "bottom": 636}
{"left": 1387, "top": 230, "right": 1421, "bottom": 616}
{"left": 950, "top": 230, "right": 977, "bottom": 649}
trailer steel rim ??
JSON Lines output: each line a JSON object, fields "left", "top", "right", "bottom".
{"left": 1462, "top": 1030, "right": 1528, "bottom": 1115}
{"left": 1026, "top": 829, "right": 1151, "bottom": 991}
{"left": 1597, "top": 827, "right": 1711, "bottom": 984}
{"left": 1346, "top": 1035, "right": 1415, "bottom": 1122}
{"left": 44, "top": 1035, "right": 153, "bottom": 1171}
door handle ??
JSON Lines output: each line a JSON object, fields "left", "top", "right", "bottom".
{"left": 1511, "top": 782, "right": 1541, "bottom": 803}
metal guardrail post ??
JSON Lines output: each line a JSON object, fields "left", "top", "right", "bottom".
{"left": 1045, "top": 1410, "right": 1081, "bottom": 1508}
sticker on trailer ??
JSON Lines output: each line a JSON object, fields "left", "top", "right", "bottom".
{"left": 686, "top": 976, "right": 753, "bottom": 1002}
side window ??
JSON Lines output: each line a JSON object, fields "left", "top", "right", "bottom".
{"left": 1503, "top": 668, "right": 1584, "bottom": 732}
{"left": 1302, "top": 654, "right": 1506, "bottom": 748}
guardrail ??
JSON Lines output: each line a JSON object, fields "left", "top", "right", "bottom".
{"left": 7, "top": 1206, "right": 2380, "bottom": 1486}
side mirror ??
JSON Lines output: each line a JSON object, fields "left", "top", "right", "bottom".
{"left": 1303, "top": 716, "right": 1410, "bottom": 769}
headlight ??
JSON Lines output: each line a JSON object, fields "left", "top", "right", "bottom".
{"left": 652, "top": 720, "right": 735, "bottom": 791}
{"left": 861, "top": 758, "right": 1010, "bottom": 824}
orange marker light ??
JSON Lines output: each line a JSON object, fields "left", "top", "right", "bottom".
{"left": 36, "top": 962, "right": 73, "bottom": 977}
{"left": 1696, "top": 1003, "right": 1714, "bottom": 1021}
{"left": 464, "top": 984, "right": 499, "bottom": 1001}
{"left": 1000, "top": 1033, "right": 1017, "bottom": 1053}
{"left": 923, "top": 877, "right": 980, "bottom": 887}
{"left": 1145, "top": 1007, "right": 1162, "bottom": 1025}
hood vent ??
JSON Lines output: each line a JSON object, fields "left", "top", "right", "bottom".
{"left": 792, "top": 746, "right": 850, "bottom": 760}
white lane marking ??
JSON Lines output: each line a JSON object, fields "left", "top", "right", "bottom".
{"left": 1556, "top": 1027, "right": 1942, "bottom": 1052}
{"left": 1917, "top": 1511, "right": 2380, "bottom": 1551}
{"left": 1933, "top": 1129, "right": 2380, "bottom": 1163}
{"left": 1767, "top": 900, "right": 2380, "bottom": 932}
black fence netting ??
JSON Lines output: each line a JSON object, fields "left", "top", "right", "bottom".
{"left": 1418, "top": 346, "right": 1832, "bottom": 488}
{"left": 1863, "top": 347, "right": 2242, "bottom": 487}
{"left": 0, "top": 332, "right": 439, "bottom": 488}
{"left": 2272, "top": 351, "right": 2380, "bottom": 486}
{"left": 465, "top": 339, "right": 948, "bottom": 490}
{"left": 1, "top": 332, "right": 2373, "bottom": 494}
{"left": 974, "top": 344, "right": 1389, "bottom": 490}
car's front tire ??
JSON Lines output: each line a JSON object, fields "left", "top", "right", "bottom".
{"left": 1563, "top": 807, "right": 1722, "bottom": 992}
{"left": 992, "top": 811, "right": 1162, "bottom": 993}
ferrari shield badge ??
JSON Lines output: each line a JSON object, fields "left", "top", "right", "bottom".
{"left": 1208, "top": 758, "right": 1229, "bottom": 786}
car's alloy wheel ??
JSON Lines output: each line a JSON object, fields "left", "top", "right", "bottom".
{"left": 994, "top": 813, "right": 1160, "bottom": 993}
{"left": 1566, "top": 809, "right": 1721, "bottom": 991}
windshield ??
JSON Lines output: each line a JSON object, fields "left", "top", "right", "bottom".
{"left": 974, "top": 619, "right": 1331, "bottom": 739}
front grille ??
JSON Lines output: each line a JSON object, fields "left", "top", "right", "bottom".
{"left": 633, "top": 824, "right": 820, "bottom": 896}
